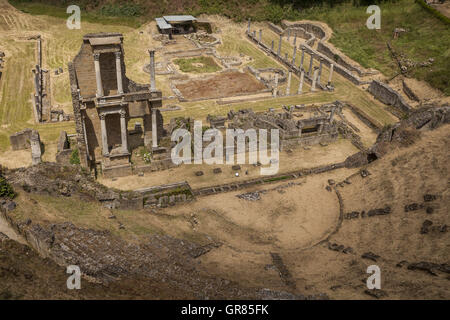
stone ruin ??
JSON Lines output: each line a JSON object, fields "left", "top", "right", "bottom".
{"left": 30, "top": 130, "right": 42, "bottom": 165}
{"left": 9, "top": 128, "right": 34, "bottom": 151}
{"left": 68, "top": 33, "right": 164, "bottom": 178}
{"left": 9, "top": 128, "right": 42, "bottom": 165}
{"left": 227, "top": 103, "right": 339, "bottom": 149}
{"left": 55, "top": 131, "right": 72, "bottom": 165}
{"left": 207, "top": 114, "right": 226, "bottom": 129}
{"left": 0, "top": 50, "right": 4, "bottom": 83}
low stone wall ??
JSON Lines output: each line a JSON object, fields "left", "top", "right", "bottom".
{"left": 135, "top": 181, "right": 195, "bottom": 208}
{"left": 402, "top": 80, "right": 420, "bottom": 102}
{"left": 102, "top": 164, "right": 133, "bottom": 179}
{"left": 280, "top": 132, "right": 338, "bottom": 150}
{"left": 135, "top": 157, "right": 178, "bottom": 173}
{"left": 247, "top": 66, "right": 287, "bottom": 87}
{"left": 317, "top": 42, "right": 377, "bottom": 77}
{"left": 368, "top": 80, "right": 412, "bottom": 114}
{"left": 302, "top": 43, "right": 369, "bottom": 86}
{"left": 193, "top": 162, "right": 346, "bottom": 197}
{"left": 267, "top": 22, "right": 283, "bottom": 35}
{"left": 281, "top": 21, "right": 327, "bottom": 41}
{"left": 9, "top": 129, "right": 33, "bottom": 151}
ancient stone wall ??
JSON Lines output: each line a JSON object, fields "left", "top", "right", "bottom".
{"left": 0, "top": 50, "right": 5, "bottom": 84}
{"left": 317, "top": 42, "right": 377, "bottom": 77}
{"left": 368, "top": 80, "right": 412, "bottom": 114}
{"left": 303, "top": 43, "right": 368, "bottom": 86}
{"left": 68, "top": 62, "right": 89, "bottom": 168}
{"left": 55, "top": 131, "right": 72, "bottom": 165}
{"left": 402, "top": 79, "right": 420, "bottom": 102}
{"left": 9, "top": 129, "right": 33, "bottom": 151}
{"left": 30, "top": 130, "right": 42, "bottom": 165}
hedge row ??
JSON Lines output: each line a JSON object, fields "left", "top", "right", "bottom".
{"left": 416, "top": 0, "right": 450, "bottom": 25}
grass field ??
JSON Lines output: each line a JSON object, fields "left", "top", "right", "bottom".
{"left": 173, "top": 56, "right": 222, "bottom": 73}
{"left": 296, "top": 0, "right": 450, "bottom": 95}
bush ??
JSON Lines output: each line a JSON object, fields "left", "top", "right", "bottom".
{"left": 69, "top": 149, "right": 80, "bottom": 165}
{"left": 100, "top": 3, "right": 143, "bottom": 17}
{"left": 0, "top": 177, "right": 16, "bottom": 199}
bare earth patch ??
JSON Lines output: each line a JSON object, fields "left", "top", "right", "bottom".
{"left": 174, "top": 71, "right": 267, "bottom": 100}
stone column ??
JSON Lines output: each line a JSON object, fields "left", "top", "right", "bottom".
{"left": 259, "top": 29, "right": 262, "bottom": 43}
{"left": 115, "top": 51, "right": 124, "bottom": 94}
{"left": 273, "top": 74, "right": 278, "bottom": 98}
{"left": 300, "top": 47, "right": 305, "bottom": 69}
{"left": 277, "top": 34, "right": 282, "bottom": 56}
{"left": 297, "top": 70, "right": 304, "bottom": 94}
{"left": 294, "top": 34, "right": 297, "bottom": 45}
{"left": 247, "top": 18, "right": 251, "bottom": 33}
{"left": 152, "top": 108, "right": 158, "bottom": 149}
{"left": 120, "top": 109, "right": 128, "bottom": 153}
{"left": 93, "top": 53, "right": 103, "bottom": 97}
{"left": 148, "top": 50, "right": 156, "bottom": 91}
{"left": 311, "top": 67, "right": 319, "bottom": 92}
{"left": 308, "top": 53, "right": 314, "bottom": 77}
{"left": 287, "top": 29, "right": 291, "bottom": 41}
{"left": 328, "top": 63, "right": 334, "bottom": 85}
{"left": 271, "top": 40, "right": 274, "bottom": 51}
{"left": 319, "top": 122, "right": 324, "bottom": 134}
{"left": 318, "top": 59, "right": 323, "bottom": 85}
{"left": 330, "top": 107, "right": 336, "bottom": 122}
{"left": 292, "top": 46, "right": 297, "bottom": 64}
{"left": 286, "top": 71, "right": 292, "bottom": 96}
{"left": 285, "top": 53, "right": 288, "bottom": 61}
{"left": 100, "top": 113, "right": 108, "bottom": 155}
{"left": 253, "top": 30, "right": 256, "bottom": 39}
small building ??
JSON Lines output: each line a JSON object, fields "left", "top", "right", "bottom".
{"left": 155, "top": 15, "right": 197, "bottom": 35}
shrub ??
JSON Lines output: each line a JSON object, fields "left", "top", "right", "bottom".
{"left": 0, "top": 177, "right": 16, "bottom": 199}
{"left": 70, "top": 149, "right": 80, "bottom": 165}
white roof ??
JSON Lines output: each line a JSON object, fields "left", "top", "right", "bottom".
{"left": 155, "top": 17, "right": 172, "bottom": 30}
{"left": 163, "top": 15, "right": 196, "bottom": 23}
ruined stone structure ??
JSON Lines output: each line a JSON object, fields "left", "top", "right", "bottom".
{"left": 55, "top": 131, "right": 72, "bottom": 165}
{"left": 0, "top": 50, "right": 5, "bottom": 83}
{"left": 30, "top": 130, "right": 42, "bottom": 165}
{"left": 368, "top": 80, "right": 412, "bottom": 115}
{"left": 227, "top": 103, "right": 339, "bottom": 150}
{"left": 68, "top": 33, "right": 163, "bottom": 178}
{"left": 9, "top": 128, "right": 34, "bottom": 151}
{"left": 246, "top": 24, "right": 336, "bottom": 92}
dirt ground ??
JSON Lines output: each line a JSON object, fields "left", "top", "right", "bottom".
{"left": 100, "top": 138, "right": 358, "bottom": 190}
{"left": 431, "top": 2, "right": 450, "bottom": 18}
{"left": 174, "top": 70, "right": 267, "bottom": 100}
{"left": 340, "top": 108, "right": 378, "bottom": 147}
{"left": 190, "top": 124, "right": 450, "bottom": 298}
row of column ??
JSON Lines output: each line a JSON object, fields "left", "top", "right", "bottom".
{"left": 93, "top": 51, "right": 124, "bottom": 97}
{"left": 99, "top": 109, "right": 159, "bottom": 156}
{"left": 247, "top": 23, "right": 334, "bottom": 96}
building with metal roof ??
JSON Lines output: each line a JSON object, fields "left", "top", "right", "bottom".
{"left": 155, "top": 15, "right": 197, "bottom": 35}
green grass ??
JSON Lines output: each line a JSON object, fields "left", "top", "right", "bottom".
{"left": 173, "top": 56, "right": 222, "bottom": 73}
{"left": 219, "top": 34, "right": 279, "bottom": 69}
{"left": 9, "top": 0, "right": 143, "bottom": 28}
{"left": 296, "top": 0, "right": 450, "bottom": 95}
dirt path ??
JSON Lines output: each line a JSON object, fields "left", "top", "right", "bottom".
{"left": 0, "top": 214, "right": 25, "bottom": 244}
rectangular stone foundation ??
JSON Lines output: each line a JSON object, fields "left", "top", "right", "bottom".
{"left": 102, "top": 163, "right": 133, "bottom": 178}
